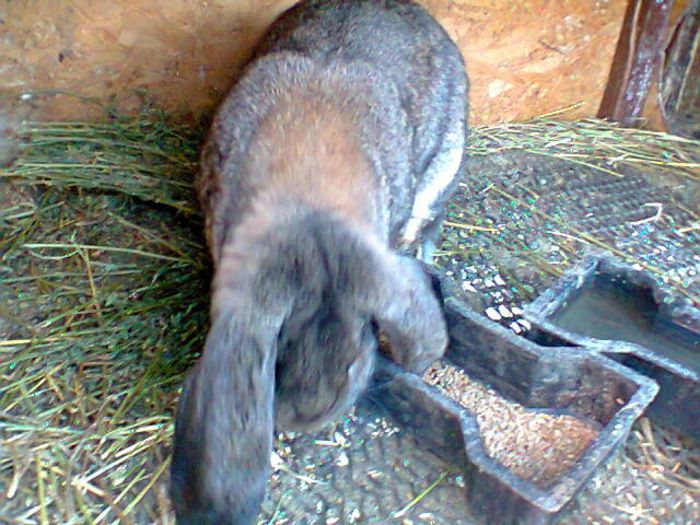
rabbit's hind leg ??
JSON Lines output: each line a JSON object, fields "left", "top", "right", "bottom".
{"left": 400, "top": 93, "right": 466, "bottom": 254}
{"left": 415, "top": 208, "right": 447, "bottom": 264}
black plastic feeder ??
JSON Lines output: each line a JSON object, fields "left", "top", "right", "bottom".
{"left": 524, "top": 254, "right": 700, "bottom": 437}
{"left": 368, "top": 269, "right": 658, "bottom": 525}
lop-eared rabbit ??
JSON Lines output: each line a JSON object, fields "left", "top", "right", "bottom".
{"left": 171, "top": 1, "right": 469, "bottom": 523}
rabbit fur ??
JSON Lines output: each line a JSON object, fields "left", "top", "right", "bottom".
{"left": 171, "top": 1, "right": 468, "bottom": 523}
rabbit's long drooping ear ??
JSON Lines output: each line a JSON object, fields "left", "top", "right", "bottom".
{"left": 371, "top": 252, "right": 449, "bottom": 374}
{"left": 170, "top": 301, "right": 282, "bottom": 525}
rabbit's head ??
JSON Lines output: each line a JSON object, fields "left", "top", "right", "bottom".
{"left": 170, "top": 212, "right": 447, "bottom": 524}
{"left": 269, "top": 213, "right": 448, "bottom": 432}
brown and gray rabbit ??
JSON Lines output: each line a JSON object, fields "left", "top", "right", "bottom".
{"left": 170, "top": 1, "right": 469, "bottom": 523}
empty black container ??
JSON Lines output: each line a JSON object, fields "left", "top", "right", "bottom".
{"left": 524, "top": 253, "right": 700, "bottom": 437}
{"left": 369, "top": 270, "right": 658, "bottom": 525}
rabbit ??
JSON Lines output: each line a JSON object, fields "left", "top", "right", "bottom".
{"left": 170, "top": 1, "right": 469, "bottom": 523}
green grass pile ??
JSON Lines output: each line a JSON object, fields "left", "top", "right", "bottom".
{"left": 1, "top": 115, "right": 207, "bottom": 524}
{"left": 469, "top": 105, "right": 699, "bottom": 182}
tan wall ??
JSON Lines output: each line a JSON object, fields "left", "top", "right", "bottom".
{"left": 2, "top": 0, "right": 628, "bottom": 125}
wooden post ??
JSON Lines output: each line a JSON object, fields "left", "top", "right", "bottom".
{"left": 659, "top": 0, "right": 700, "bottom": 136}
{"left": 598, "top": 0, "right": 675, "bottom": 126}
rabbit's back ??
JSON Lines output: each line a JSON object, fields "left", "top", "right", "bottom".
{"left": 200, "top": 0, "right": 468, "bottom": 260}
{"left": 199, "top": 54, "right": 409, "bottom": 261}
{"left": 255, "top": 0, "right": 469, "bottom": 246}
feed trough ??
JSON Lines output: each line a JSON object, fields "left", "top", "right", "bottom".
{"left": 369, "top": 269, "right": 658, "bottom": 525}
{"left": 525, "top": 253, "right": 700, "bottom": 437}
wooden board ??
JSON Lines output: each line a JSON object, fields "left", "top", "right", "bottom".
{"left": 1, "top": 0, "right": 627, "bottom": 125}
